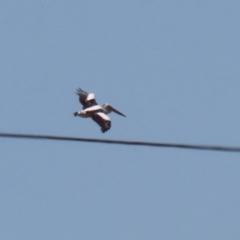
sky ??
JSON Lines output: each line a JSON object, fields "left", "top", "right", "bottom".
{"left": 0, "top": 1, "right": 240, "bottom": 239}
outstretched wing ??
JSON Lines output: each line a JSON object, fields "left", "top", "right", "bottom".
{"left": 76, "top": 88, "right": 98, "bottom": 109}
{"left": 91, "top": 112, "right": 111, "bottom": 133}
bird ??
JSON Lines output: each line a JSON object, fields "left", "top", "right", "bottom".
{"left": 73, "top": 88, "right": 126, "bottom": 133}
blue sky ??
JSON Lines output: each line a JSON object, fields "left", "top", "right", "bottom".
{"left": 0, "top": 1, "right": 240, "bottom": 239}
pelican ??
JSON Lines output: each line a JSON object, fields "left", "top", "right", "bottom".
{"left": 74, "top": 88, "right": 126, "bottom": 133}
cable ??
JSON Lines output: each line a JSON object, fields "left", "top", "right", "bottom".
{"left": 0, "top": 132, "right": 239, "bottom": 152}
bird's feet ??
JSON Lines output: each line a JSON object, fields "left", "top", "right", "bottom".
{"left": 73, "top": 112, "right": 78, "bottom": 117}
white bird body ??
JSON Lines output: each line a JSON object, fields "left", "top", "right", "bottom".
{"left": 76, "top": 105, "right": 103, "bottom": 118}
{"left": 96, "top": 112, "right": 110, "bottom": 121}
{"left": 73, "top": 88, "right": 126, "bottom": 133}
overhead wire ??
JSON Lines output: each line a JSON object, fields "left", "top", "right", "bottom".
{"left": 0, "top": 132, "right": 240, "bottom": 152}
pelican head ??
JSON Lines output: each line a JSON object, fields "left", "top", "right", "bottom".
{"left": 102, "top": 103, "right": 111, "bottom": 114}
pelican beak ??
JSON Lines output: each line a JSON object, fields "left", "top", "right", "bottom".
{"left": 111, "top": 107, "right": 126, "bottom": 117}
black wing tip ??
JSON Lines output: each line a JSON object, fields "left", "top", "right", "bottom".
{"left": 101, "top": 121, "right": 111, "bottom": 133}
{"left": 101, "top": 128, "right": 110, "bottom": 133}
{"left": 76, "top": 88, "right": 86, "bottom": 95}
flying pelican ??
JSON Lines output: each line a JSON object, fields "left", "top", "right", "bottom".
{"left": 74, "top": 88, "right": 126, "bottom": 133}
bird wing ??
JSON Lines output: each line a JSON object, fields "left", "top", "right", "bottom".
{"left": 91, "top": 112, "right": 111, "bottom": 133}
{"left": 107, "top": 105, "right": 126, "bottom": 117}
{"left": 76, "top": 88, "right": 98, "bottom": 109}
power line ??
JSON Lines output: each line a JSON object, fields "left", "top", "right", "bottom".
{"left": 0, "top": 132, "right": 239, "bottom": 153}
